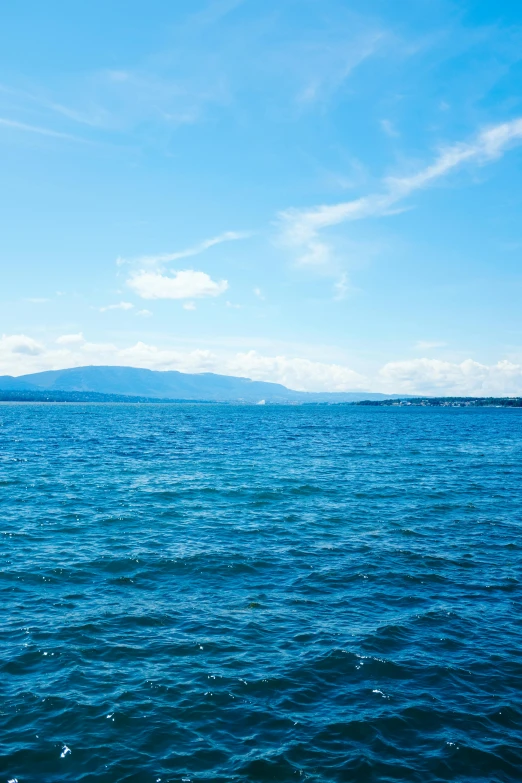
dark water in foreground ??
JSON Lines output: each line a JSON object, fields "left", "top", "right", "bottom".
{"left": 1, "top": 404, "right": 521, "bottom": 783}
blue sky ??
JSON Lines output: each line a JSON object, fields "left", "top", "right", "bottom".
{"left": 2, "top": 0, "right": 522, "bottom": 394}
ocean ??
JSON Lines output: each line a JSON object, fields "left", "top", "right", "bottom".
{"left": 1, "top": 403, "right": 521, "bottom": 782}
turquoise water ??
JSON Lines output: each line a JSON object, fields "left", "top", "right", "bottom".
{"left": 1, "top": 404, "right": 521, "bottom": 782}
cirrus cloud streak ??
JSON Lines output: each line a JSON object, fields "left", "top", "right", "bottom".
{"left": 280, "top": 117, "right": 522, "bottom": 265}
{"left": 118, "top": 231, "right": 248, "bottom": 268}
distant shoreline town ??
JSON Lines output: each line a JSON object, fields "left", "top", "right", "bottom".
{"left": 356, "top": 397, "right": 522, "bottom": 408}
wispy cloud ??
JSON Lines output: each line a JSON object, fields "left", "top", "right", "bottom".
{"left": 293, "top": 28, "right": 387, "bottom": 108}
{"left": 189, "top": 0, "right": 246, "bottom": 26}
{"left": 0, "top": 6, "right": 388, "bottom": 144}
{"left": 117, "top": 231, "right": 248, "bottom": 268}
{"left": 0, "top": 83, "right": 104, "bottom": 127}
{"left": 333, "top": 273, "right": 350, "bottom": 300}
{"left": 99, "top": 301, "right": 134, "bottom": 312}
{"left": 0, "top": 117, "right": 86, "bottom": 141}
{"left": 380, "top": 119, "right": 399, "bottom": 138}
{"left": 280, "top": 117, "right": 522, "bottom": 265}
{"left": 415, "top": 340, "right": 447, "bottom": 350}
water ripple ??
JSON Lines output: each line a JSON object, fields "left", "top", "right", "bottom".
{"left": 0, "top": 404, "right": 521, "bottom": 781}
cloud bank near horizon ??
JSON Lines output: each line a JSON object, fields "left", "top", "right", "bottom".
{"left": 1, "top": 334, "right": 521, "bottom": 397}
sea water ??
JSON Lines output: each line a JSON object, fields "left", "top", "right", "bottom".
{"left": 0, "top": 404, "right": 521, "bottom": 782}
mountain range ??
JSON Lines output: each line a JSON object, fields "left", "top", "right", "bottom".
{"left": 0, "top": 365, "right": 400, "bottom": 403}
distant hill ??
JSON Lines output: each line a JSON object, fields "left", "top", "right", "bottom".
{"left": 0, "top": 375, "right": 40, "bottom": 391}
{"left": 0, "top": 365, "right": 399, "bottom": 403}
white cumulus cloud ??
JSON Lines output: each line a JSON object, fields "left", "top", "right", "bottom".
{"left": 118, "top": 342, "right": 216, "bottom": 372}
{"left": 226, "top": 350, "right": 366, "bottom": 392}
{"left": 55, "top": 332, "right": 85, "bottom": 345}
{"left": 0, "top": 334, "right": 44, "bottom": 358}
{"left": 379, "top": 358, "right": 522, "bottom": 396}
{"left": 128, "top": 269, "right": 228, "bottom": 300}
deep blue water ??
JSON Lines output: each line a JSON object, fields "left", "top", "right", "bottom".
{"left": 1, "top": 404, "right": 521, "bottom": 783}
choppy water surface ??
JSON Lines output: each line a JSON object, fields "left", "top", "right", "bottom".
{"left": 1, "top": 404, "right": 521, "bottom": 782}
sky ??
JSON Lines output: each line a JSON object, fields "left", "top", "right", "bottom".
{"left": 1, "top": 0, "right": 522, "bottom": 395}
